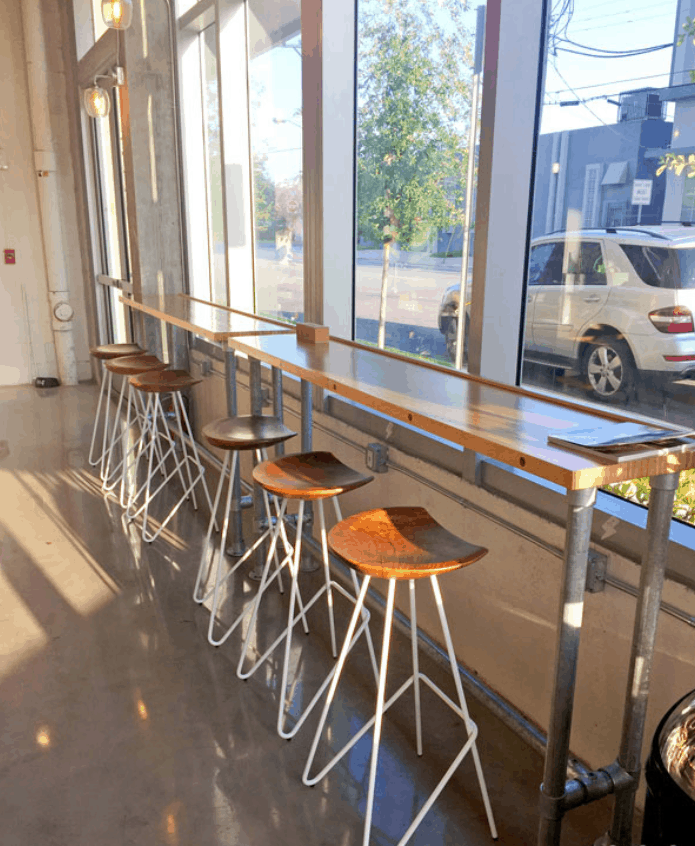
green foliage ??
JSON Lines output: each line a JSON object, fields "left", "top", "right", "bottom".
{"left": 656, "top": 153, "right": 695, "bottom": 179}
{"left": 253, "top": 156, "right": 303, "bottom": 242}
{"left": 253, "top": 154, "right": 276, "bottom": 235}
{"left": 356, "top": 0, "right": 472, "bottom": 249}
{"left": 603, "top": 469, "right": 695, "bottom": 526}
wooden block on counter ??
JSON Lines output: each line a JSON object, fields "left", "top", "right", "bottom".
{"left": 296, "top": 322, "right": 330, "bottom": 344}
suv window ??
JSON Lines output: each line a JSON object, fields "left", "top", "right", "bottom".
{"left": 620, "top": 244, "right": 695, "bottom": 289}
{"left": 528, "top": 241, "right": 563, "bottom": 286}
{"left": 567, "top": 241, "right": 606, "bottom": 286}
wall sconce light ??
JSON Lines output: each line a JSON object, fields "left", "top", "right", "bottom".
{"left": 84, "top": 85, "right": 111, "bottom": 119}
{"left": 102, "top": 0, "right": 133, "bottom": 30}
{"left": 83, "top": 68, "right": 124, "bottom": 119}
{"left": 0, "top": 147, "right": 9, "bottom": 172}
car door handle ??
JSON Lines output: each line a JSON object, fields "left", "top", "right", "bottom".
{"left": 583, "top": 295, "right": 601, "bottom": 303}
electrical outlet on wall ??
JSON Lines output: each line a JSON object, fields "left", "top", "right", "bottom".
{"left": 366, "top": 443, "right": 388, "bottom": 473}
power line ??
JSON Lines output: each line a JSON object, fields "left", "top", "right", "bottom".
{"left": 569, "top": 0, "right": 674, "bottom": 18}
{"left": 557, "top": 37, "right": 672, "bottom": 57}
{"left": 570, "top": 0, "right": 676, "bottom": 26}
{"left": 547, "top": 70, "right": 674, "bottom": 95}
{"left": 571, "top": 14, "right": 676, "bottom": 35}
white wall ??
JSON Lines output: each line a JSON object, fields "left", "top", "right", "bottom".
{"left": 0, "top": 0, "right": 91, "bottom": 387}
{"left": 0, "top": 0, "right": 56, "bottom": 385}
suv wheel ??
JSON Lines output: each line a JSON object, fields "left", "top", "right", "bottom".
{"left": 445, "top": 316, "right": 469, "bottom": 363}
{"left": 583, "top": 336, "right": 635, "bottom": 401}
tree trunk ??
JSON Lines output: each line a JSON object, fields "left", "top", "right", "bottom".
{"left": 377, "top": 240, "right": 392, "bottom": 349}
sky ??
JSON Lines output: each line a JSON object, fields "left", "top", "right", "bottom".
{"left": 249, "top": 0, "right": 686, "bottom": 183}
{"left": 536, "top": 0, "right": 681, "bottom": 134}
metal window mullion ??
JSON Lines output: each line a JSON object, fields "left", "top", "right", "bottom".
{"left": 302, "top": 0, "right": 323, "bottom": 326}
{"left": 199, "top": 28, "right": 215, "bottom": 304}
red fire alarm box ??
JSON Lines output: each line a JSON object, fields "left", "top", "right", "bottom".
{"left": 4, "top": 249, "right": 16, "bottom": 265}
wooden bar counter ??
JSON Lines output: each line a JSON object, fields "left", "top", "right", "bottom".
{"left": 224, "top": 332, "right": 695, "bottom": 488}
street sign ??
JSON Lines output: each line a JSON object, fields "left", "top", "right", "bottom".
{"left": 631, "top": 179, "right": 653, "bottom": 206}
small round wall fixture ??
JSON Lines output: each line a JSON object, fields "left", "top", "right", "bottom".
{"left": 101, "top": 0, "right": 133, "bottom": 30}
{"left": 84, "top": 86, "right": 111, "bottom": 119}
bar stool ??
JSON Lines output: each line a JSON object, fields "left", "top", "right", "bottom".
{"left": 237, "top": 451, "right": 378, "bottom": 740}
{"left": 101, "top": 354, "right": 169, "bottom": 503}
{"left": 126, "top": 369, "right": 215, "bottom": 543}
{"left": 303, "top": 506, "right": 498, "bottom": 846}
{"left": 88, "top": 343, "right": 146, "bottom": 475}
{"left": 193, "top": 415, "right": 297, "bottom": 646}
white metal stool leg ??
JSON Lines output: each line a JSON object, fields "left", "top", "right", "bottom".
{"left": 173, "top": 391, "right": 216, "bottom": 519}
{"left": 429, "top": 575, "right": 497, "bottom": 840}
{"left": 118, "top": 387, "right": 161, "bottom": 507}
{"left": 101, "top": 373, "right": 128, "bottom": 484}
{"left": 409, "top": 581, "right": 423, "bottom": 757}
{"left": 236, "top": 498, "right": 310, "bottom": 670}
{"left": 103, "top": 383, "right": 141, "bottom": 493}
{"left": 304, "top": 573, "right": 498, "bottom": 846}
{"left": 235, "top": 494, "right": 374, "bottom": 739}
{"left": 333, "top": 498, "right": 379, "bottom": 683}
{"left": 124, "top": 394, "right": 156, "bottom": 514}
{"left": 317, "top": 499, "right": 338, "bottom": 657}
{"left": 124, "top": 392, "right": 214, "bottom": 543}
{"left": 204, "top": 459, "right": 295, "bottom": 646}
{"left": 88, "top": 363, "right": 111, "bottom": 470}
{"left": 194, "top": 450, "right": 232, "bottom": 604}
{"left": 303, "top": 576, "right": 375, "bottom": 785}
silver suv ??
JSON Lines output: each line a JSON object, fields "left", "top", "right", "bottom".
{"left": 438, "top": 225, "right": 695, "bottom": 401}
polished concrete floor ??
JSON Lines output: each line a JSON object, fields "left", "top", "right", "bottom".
{"left": 0, "top": 384, "right": 613, "bottom": 846}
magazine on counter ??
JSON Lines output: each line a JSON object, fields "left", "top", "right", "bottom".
{"left": 548, "top": 422, "right": 695, "bottom": 463}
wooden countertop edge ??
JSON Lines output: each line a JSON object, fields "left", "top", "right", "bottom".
{"left": 181, "top": 294, "right": 296, "bottom": 332}
{"left": 120, "top": 295, "right": 295, "bottom": 339}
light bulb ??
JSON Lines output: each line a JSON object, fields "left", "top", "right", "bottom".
{"left": 102, "top": 0, "right": 133, "bottom": 30}
{"left": 84, "top": 86, "right": 111, "bottom": 119}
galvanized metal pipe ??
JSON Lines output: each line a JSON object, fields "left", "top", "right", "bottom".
{"left": 300, "top": 379, "right": 313, "bottom": 452}
{"left": 272, "top": 366, "right": 285, "bottom": 457}
{"left": 248, "top": 358, "right": 266, "bottom": 578}
{"left": 225, "top": 349, "right": 245, "bottom": 556}
{"left": 299, "top": 378, "right": 318, "bottom": 571}
{"left": 538, "top": 486, "right": 597, "bottom": 846}
{"left": 609, "top": 472, "right": 680, "bottom": 846}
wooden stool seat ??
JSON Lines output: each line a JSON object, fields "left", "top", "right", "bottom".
{"left": 202, "top": 415, "right": 296, "bottom": 451}
{"left": 253, "top": 451, "right": 373, "bottom": 501}
{"left": 90, "top": 343, "right": 146, "bottom": 360}
{"left": 328, "top": 506, "right": 487, "bottom": 580}
{"left": 105, "top": 354, "right": 168, "bottom": 376}
{"left": 130, "top": 369, "right": 200, "bottom": 392}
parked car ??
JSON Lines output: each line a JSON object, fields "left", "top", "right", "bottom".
{"left": 438, "top": 225, "right": 695, "bottom": 400}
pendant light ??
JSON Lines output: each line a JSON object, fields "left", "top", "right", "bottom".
{"left": 101, "top": 0, "right": 133, "bottom": 30}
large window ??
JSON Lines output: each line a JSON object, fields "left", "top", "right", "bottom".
{"left": 519, "top": 0, "right": 695, "bottom": 525}
{"left": 353, "top": 0, "right": 484, "bottom": 367}
{"left": 522, "top": 0, "right": 691, "bottom": 423}
{"left": 90, "top": 89, "right": 131, "bottom": 343}
{"left": 179, "top": 17, "right": 226, "bottom": 304}
{"left": 247, "top": 0, "right": 303, "bottom": 322}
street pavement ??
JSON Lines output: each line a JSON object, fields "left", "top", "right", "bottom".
{"left": 252, "top": 246, "right": 695, "bottom": 422}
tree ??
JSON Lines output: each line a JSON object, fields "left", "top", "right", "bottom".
{"left": 356, "top": 0, "right": 472, "bottom": 347}
{"left": 253, "top": 154, "right": 276, "bottom": 239}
